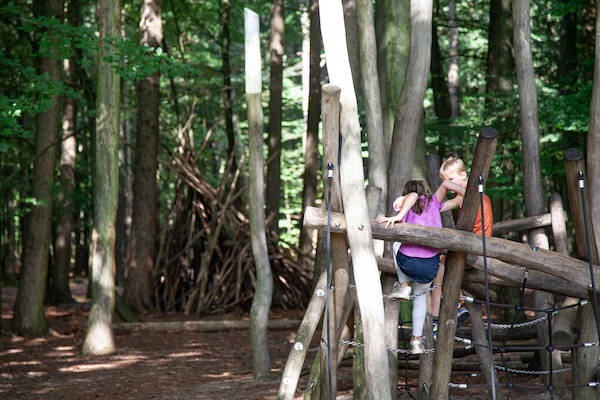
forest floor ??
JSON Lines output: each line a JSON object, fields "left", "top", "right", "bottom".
{"left": 0, "top": 280, "right": 557, "bottom": 399}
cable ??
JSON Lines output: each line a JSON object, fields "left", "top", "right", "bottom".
{"left": 325, "top": 162, "right": 334, "bottom": 400}
{"left": 479, "top": 176, "right": 497, "bottom": 400}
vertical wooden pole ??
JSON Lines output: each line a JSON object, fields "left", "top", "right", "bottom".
{"left": 564, "top": 149, "right": 600, "bottom": 400}
{"left": 430, "top": 127, "right": 498, "bottom": 399}
{"left": 318, "top": 0, "right": 392, "bottom": 396}
{"left": 245, "top": 8, "right": 273, "bottom": 381}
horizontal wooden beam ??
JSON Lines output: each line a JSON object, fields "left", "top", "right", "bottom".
{"left": 113, "top": 319, "right": 301, "bottom": 333}
{"left": 492, "top": 213, "right": 557, "bottom": 236}
{"left": 305, "top": 206, "right": 600, "bottom": 292}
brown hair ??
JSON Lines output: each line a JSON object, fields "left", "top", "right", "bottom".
{"left": 402, "top": 180, "right": 432, "bottom": 215}
{"left": 439, "top": 157, "right": 466, "bottom": 178}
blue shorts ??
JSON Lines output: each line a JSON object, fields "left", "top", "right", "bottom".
{"left": 395, "top": 251, "right": 440, "bottom": 283}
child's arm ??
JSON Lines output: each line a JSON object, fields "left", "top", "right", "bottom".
{"left": 378, "top": 192, "right": 419, "bottom": 229}
{"left": 440, "top": 195, "right": 462, "bottom": 212}
{"left": 393, "top": 195, "right": 406, "bottom": 212}
{"left": 434, "top": 179, "right": 465, "bottom": 204}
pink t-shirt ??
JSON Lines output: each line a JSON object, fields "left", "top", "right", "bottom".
{"left": 399, "top": 195, "right": 443, "bottom": 258}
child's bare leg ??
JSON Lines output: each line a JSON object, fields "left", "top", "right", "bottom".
{"left": 431, "top": 261, "right": 445, "bottom": 317}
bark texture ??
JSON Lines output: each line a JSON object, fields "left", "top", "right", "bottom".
{"left": 319, "top": 0, "right": 391, "bottom": 397}
{"left": 357, "top": 0, "right": 386, "bottom": 214}
{"left": 299, "top": 0, "right": 320, "bottom": 258}
{"left": 587, "top": 0, "right": 600, "bottom": 264}
{"left": 13, "top": 0, "right": 63, "bottom": 336}
{"left": 342, "top": 0, "right": 360, "bottom": 93}
{"left": 375, "top": 0, "right": 409, "bottom": 158}
{"left": 125, "top": 0, "right": 163, "bottom": 312}
{"left": 266, "top": 0, "right": 284, "bottom": 234}
{"left": 386, "top": 0, "right": 433, "bottom": 213}
{"left": 245, "top": 8, "right": 272, "bottom": 381}
{"left": 81, "top": 0, "right": 120, "bottom": 356}
{"left": 52, "top": 0, "right": 79, "bottom": 303}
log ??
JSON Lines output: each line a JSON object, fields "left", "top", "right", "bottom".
{"left": 492, "top": 213, "right": 553, "bottom": 236}
{"left": 550, "top": 193, "right": 579, "bottom": 346}
{"left": 432, "top": 127, "right": 498, "bottom": 400}
{"left": 304, "top": 206, "right": 600, "bottom": 290}
{"left": 565, "top": 149, "right": 600, "bottom": 400}
{"left": 277, "top": 270, "right": 327, "bottom": 400}
{"left": 319, "top": 0, "right": 391, "bottom": 393}
{"left": 113, "top": 318, "right": 301, "bottom": 333}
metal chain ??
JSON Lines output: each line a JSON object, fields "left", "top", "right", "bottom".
{"left": 339, "top": 339, "right": 435, "bottom": 354}
{"left": 349, "top": 282, "right": 441, "bottom": 300}
{"left": 485, "top": 314, "right": 552, "bottom": 329}
{"left": 495, "top": 365, "right": 571, "bottom": 375}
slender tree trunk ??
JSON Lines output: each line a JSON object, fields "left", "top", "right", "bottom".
{"left": 319, "top": 0, "right": 391, "bottom": 396}
{"left": 116, "top": 79, "right": 132, "bottom": 287}
{"left": 266, "top": 0, "right": 284, "bottom": 235}
{"left": 387, "top": 0, "right": 433, "bottom": 213}
{"left": 82, "top": 0, "right": 120, "bottom": 356}
{"left": 245, "top": 8, "right": 272, "bottom": 380}
{"left": 342, "top": 0, "right": 360, "bottom": 92}
{"left": 588, "top": 0, "right": 600, "bottom": 264}
{"left": 299, "top": 0, "right": 320, "bottom": 258}
{"left": 221, "top": 0, "right": 236, "bottom": 167}
{"left": 357, "top": 0, "right": 386, "bottom": 215}
{"left": 301, "top": 8, "right": 310, "bottom": 118}
{"left": 125, "top": 0, "right": 162, "bottom": 313}
{"left": 513, "top": 0, "right": 564, "bottom": 388}
{"left": 558, "top": 0, "right": 577, "bottom": 91}
{"left": 448, "top": 0, "right": 460, "bottom": 118}
{"left": 52, "top": 0, "right": 81, "bottom": 304}
{"left": 431, "top": 0, "right": 451, "bottom": 119}
{"left": 486, "top": 0, "right": 514, "bottom": 103}
{"left": 375, "top": 0, "right": 410, "bottom": 159}
{"left": 13, "top": 0, "right": 63, "bottom": 336}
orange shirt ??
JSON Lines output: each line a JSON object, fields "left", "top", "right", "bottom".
{"left": 474, "top": 193, "right": 493, "bottom": 237}
{"left": 458, "top": 193, "right": 493, "bottom": 236}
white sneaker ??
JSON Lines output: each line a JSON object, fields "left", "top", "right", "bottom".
{"left": 410, "top": 338, "right": 425, "bottom": 355}
{"left": 389, "top": 285, "right": 412, "bottom": 300}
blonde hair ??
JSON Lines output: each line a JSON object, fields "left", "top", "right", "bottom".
{"left": 440, "top": 157, "right": 466, "bottom": 178}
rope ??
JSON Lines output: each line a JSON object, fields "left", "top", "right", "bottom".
{"left": 325, "top": 162, "right": 333, "bottom": 400}
{"left": 479, "top": 176, "right": 497, "bottom": 400}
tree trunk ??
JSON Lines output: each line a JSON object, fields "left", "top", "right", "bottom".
{"left": 356, "top": 0, "right": 386, "bottom": 215}
{"left": 375, "top": 0, "right": 410, "bottom": 160}
{"left": 587, "top": 0, "right": 600, "bottom": 264}
{"left": 266, "top": 0, "right": 284, "bottom": 235}
{"left": 221, "top": 0, "right": 236, "bottom": 166}
{"left": 513, "top": 0, "right": 564, "bottom": 388}
{"left": 298, "top": 0, "right": 321, "bottom": 259}
{"left": 245, "top": 8, "right": 273, "bottom": 381}
{"left": 115, "top": 76, "right": 133, "bottom": 287}
{"left": 448, "top": 0, "right": 460, "bottom": 118}
{"left": 342, "top": 0, "right": 360, "bottom": 93}
{"left": 319, "top": 0, "right": 391, "bottom": 396}
{"left": 486, "top": 0, "right": 513, "bottom": 106}
{"left": 52, "top": 0, "right": 80, "bottom": 304}
{"left": 558, "top": 1, "right": 577, "bottom": 91}
{"left": 125, "top": 0, "right": 163, "bottom": 313}
{"left": 81, "top": 0, "right": 120, "bottom": 356}
{"left": 386, "top": 0, "right": 433, "bottom": 213}
{"left": 13, "top": 0, "right": 63, "bottom": 336}
{"left": 431, "top": 0, "right": 451, "bottom": 119}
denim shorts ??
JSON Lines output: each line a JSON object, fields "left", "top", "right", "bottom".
{"left": 395, "top": 251, "right": 440, "bottom": 283}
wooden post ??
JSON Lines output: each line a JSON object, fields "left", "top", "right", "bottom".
{"left": 564, "top": 149, "right": 600, "bottom": 400}
{"left": 277, "top": 271, "right": 327, "bottom": 399}
{"left": 318, "top": 0, "right": 391, "bottom": 397}
{"left": 245, "top": 7, "right": 273, "bottom": 381}
{"left": 550, "top": 193, "right": 579, "bottom": 346}
{"left": 430, "top": 127, "right": 498, "bottom": 400}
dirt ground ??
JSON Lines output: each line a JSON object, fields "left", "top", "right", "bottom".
{"left": 1, "top": 280, "right": 553, "bottom": 399}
